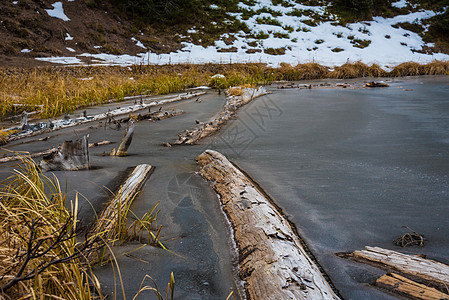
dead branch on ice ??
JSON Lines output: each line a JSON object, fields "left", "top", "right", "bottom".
{"left": 196, "top": 149, "right": 339, "bottom": 300}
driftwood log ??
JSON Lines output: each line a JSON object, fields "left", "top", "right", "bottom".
{"left": 171, "top": 86, "right": 269, "bottom": 145}
{"left": 196, "top": 150, "right": 339, "bottom": 300}
{"left": 376, "top": 273, "right": 449, "bottom": 300}
{"left": 350, "top": 246, "right": 449, "bottom": 287}
{"left": 39, "top": 136, "right": 89, "bottom": 171}
{"left": 110, "top": 119, "right": 134, "bottom": 156}
{"left": 93, "top": 164, "right": 153, "bottom": 241}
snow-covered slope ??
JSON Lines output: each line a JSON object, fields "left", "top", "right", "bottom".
{"left": 37, "top": 0, "right": 449, "bottom": 68}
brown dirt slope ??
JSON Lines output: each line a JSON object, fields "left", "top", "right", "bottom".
{"left": 0, "top": 0, "right": 181, "bottom": 67}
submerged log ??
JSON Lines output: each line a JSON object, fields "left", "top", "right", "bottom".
{"left": 110, "top": 119, "right": 134, "bottom": 156}
{"left": 93, "top": 164, "right": 153, "bottom": 241}
{"left": 196, "top": 150, "right": 339, "bottom": 300}
{"left": 39, "top": 136, "right": 89, "bottom": 171}
{"left": 350, "top": 246, "right": 449, "bottom": 287}
{"left": 375, "top": 273, "right": 449, "bottom": 300}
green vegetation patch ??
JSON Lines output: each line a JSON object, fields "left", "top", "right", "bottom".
{"left": 256, "top": 16, "right": 283, "bottom": 26}
{"left": 351, "top": 38, "right": 371, "bottom": 48}
{"left": 392, "top": 22, "right": 424, "bottom": 33}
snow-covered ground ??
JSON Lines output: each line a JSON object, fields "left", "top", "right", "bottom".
{"left": 38, "top": 0, "right": 449, "bottom": 68}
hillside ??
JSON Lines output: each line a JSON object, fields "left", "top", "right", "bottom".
{"left": 0, "top": 0, "right": 448, "bottom": 68}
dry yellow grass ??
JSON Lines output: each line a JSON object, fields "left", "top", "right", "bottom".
{"left": 0, "top": 156, "right": 102, "bottom": 299}
{"left": 1, "top": 61, "right": 447, "bottom": 122}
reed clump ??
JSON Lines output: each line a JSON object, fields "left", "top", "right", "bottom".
{"left": 0, "top": 156, "right": 164, "bottom": 299}
{"left": 0, "top": 156, "right": 102, "bottom": 299}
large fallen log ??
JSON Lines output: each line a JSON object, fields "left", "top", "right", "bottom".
{"left": 93, "top": 164, "right": 153, "bottom": 242}
{"left": 39, "top": 136, "right": 90, "bottom": 171}
{"left": 350, "top": 246, "right": 449, "bottom": 287}
{"left": 375, "top": 273, "right": 449, "bottom": 300}
{"left": 196, "top": 150, "right": 339, "bottom": 300}
{"left": 170, "top": 86, "right": 269, "bottom": 145}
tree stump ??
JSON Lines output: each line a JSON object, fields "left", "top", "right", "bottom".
{"left": 110, "top": 119, "right": 134, "bottom": 156}
{"left": 39, "top": 136, "right": 90, "bottom": 171}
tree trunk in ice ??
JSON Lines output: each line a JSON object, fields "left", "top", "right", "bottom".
{"left": 39, "top": 136, "right": 89, "bottom": 171}
{"left": 110, "top": 119, "right": 134, "bottom": 156}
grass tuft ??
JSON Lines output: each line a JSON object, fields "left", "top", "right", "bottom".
{"left": 0, "top": 156, "right": 102, "bottom": 299}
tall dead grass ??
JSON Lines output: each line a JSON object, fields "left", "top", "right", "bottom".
{"left": 0, "top": 156, "right": 102, "bottom": 299}
{"left": 0, "top": 156, "right": 164, "bottom": 299}
{"left": 1, "top": 60, "right": 448, "bottom": 121}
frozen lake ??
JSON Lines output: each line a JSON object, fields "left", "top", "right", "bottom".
{"left": 1, "top": 76, "right": 448, "bottom": 299}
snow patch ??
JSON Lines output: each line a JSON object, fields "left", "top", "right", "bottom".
{"left": 65, "top": 33, "right": 73, "bottom": 41}
{"left": 66, "top": 47, "right": 76, "bottom": 52}
{"left": 46, "top": 2, "right": 70, "bottom": 21}
{"left": 131, "top": 37, "right": 146, "bottom": 49}
{"left": 392, "top": 0, "right": 408, "bottom": 8}
{"left": 21, "top": 49, "right": 32, "bottom": 53}
{"left": 36, "top": 0, "right": 449, "bottom": 68}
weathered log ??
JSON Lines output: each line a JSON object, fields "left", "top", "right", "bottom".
{"left": 110, "top": 119, "right": 134, "bottom": 156}
{"left": 351, "top": 246, "right": 449, "bottom": 287}
{"left": 196, "top": 150, "right": 339, "bottom": 300}
{"left": 93, "top": 164, "right": 153, "bottom": 241}
{"left": 375, "top": 273, "right": 449, "bottom": 300}
{"left": 39, "top": 136, "right": 89, "bottom": 171}
{"left": 171, "top": 87, "right": 269, "bottom": 145}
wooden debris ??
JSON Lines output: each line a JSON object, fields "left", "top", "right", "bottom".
{"left": 375, "top": 273, "right": 449, "bottom": 300}
{"left": 364, "top": 81, "right": 390, "bottom": 87}
{"left": 93, "top": 164, "right": 153, "bottom": 242}
{"left": 0, "top": 140, "right": 111, "bottom": 164}
{"left": 196, "top": 150, "right": 339, "bottom": 300}
{"left": 395, "top": 226, "right": 425, "bottom": 247}
{"left": 351, "top": 246, "right": 449, "bottom": 287}
{"left": 277, "top": 82, "right": 299, "bottom": 89}
{"left": 336, "top": 83, "right": 351, "bottom": 88}
{"left": 172, "top": 87, "right": 269, "bottom": 145}
{"left": 110, "top": 119, "right": 134, "bottom": 156}
{"left": 39, "top": 136, "right": 90, "bottom": 171}
{"left": 88, "top": 140, "right": 112, "bottom": 148}
{"left": 2, "top": 91, "right": 204, "bottom": 144}
{"left": 118, "top": 109, "right": 185, "bottom": 123}
{"left": 0, "top": 148, "right": 58, "bottom": 163}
